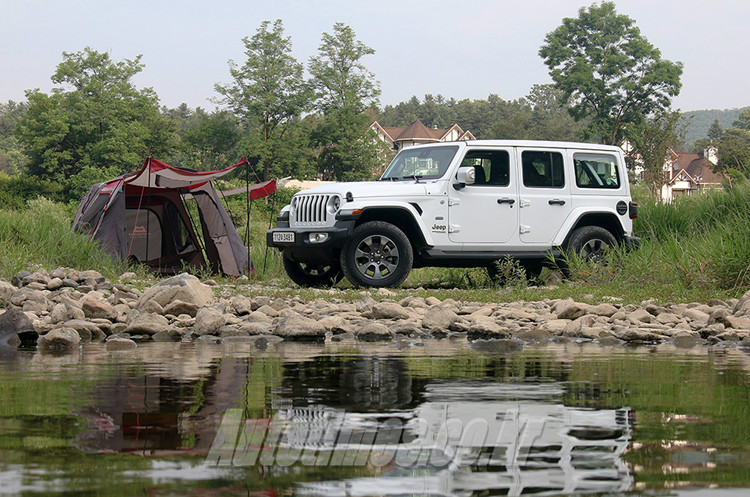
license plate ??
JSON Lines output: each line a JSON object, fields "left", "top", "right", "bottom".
{"left": 272, "top": 231, "right": 295, "bottom": 243}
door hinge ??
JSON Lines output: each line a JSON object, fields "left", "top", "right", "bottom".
{"left": 519, "top": 199, "right": 531, "bottom": 208}
{"left": 449, "top": 224, "right": 460, "bottom": 233}
{"left": 448, "top": 198, "right": 461, "bottom": 206}
{"left": 519, "top": 225, "right": 531, "bottom": 234}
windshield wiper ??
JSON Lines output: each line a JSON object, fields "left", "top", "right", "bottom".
{"left": 403, "top": 175, "right": 423, "bottom": 182}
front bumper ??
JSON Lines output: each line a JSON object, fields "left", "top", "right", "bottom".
{"left": 266, "top": 220, "right": 356, "bottom": 249}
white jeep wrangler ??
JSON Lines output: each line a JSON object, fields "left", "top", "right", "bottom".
{"left": 267, "top": 140, "right": 640, "bottom": 288}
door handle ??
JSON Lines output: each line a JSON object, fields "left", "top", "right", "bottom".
{"left": 497, "top": 198, "right": 516, "bottom": 205}
{"left": 548, "top": 199, "right": 566, "bottom": 206}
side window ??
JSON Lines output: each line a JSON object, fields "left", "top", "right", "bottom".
{"left": 574, "top": 153, "right": 621, "bottom": 189}
{"left": 459, "top": 150, "right": 510, "bottom": 186}
{"left": 522, "top": 151, "right": 565, "bottom": 188}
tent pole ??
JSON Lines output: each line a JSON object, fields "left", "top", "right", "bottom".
{"left": 246, "top": 160, "right": 251, "bottom": 276}
{"left": 145, "top": 156, "right": 153, "bottom": 270}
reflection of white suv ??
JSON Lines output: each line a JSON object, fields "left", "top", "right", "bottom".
{"left": 267, "top": 140, "right": 640, "bottom": 288}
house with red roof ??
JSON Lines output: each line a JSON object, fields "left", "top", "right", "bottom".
{"left": 661, "top": 147, "right": 726, "bottom": 202}
{"left": 370, "top": 119, "right": 475, "bottom": 151}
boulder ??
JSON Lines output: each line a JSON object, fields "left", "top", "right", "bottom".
{"left": 106, "top": 336, "right": 137, "bottom": 351}
{"left": 136, "top": 273, "right": 214, "bottom": 309}
{"left": 193, "top": 307, "right": 227, "bottom": 336}
{"left": 0, "top": 308, "right": 38, "bottom": 346}
{"left": 355, "top": 322, "right": 393, "bottom": 341}
{"left": 124, "top": 311, "right": 170, "bottom": 336}
{"left": 274, "top": 314, "right": 326, "bottom": 340}
{"left": 38, "top": 327, "right": 81, "bottom": 352}
{"left": 421, "top": 307, "right": 459, "bottom": 331}
{"left": 371, "top": 302, "right": 411, "bottom": 320}
{"left": 470, "top": 338, "right": 524, "bottom": 354}
{"left": 82, "top": 297, "right": 118, "bottom": 321}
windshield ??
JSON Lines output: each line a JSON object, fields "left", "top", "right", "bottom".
{"left": 381, "top": 145, "right": 459, "bottom": 180}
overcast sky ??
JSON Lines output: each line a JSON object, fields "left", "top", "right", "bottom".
{"left": 2, "top": 0, "right": 748, "bottom": 112}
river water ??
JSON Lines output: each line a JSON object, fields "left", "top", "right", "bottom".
{"left": 0, "top": 339, "right": 748, "bottom": 497}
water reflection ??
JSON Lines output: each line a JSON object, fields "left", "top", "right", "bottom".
{"left": 0, "top": 341, "right": 748, "bottom": 496}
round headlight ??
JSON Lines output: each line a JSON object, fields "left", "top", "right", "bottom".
{"left": 327, "top": 195, "right": 341, "bottom": 214}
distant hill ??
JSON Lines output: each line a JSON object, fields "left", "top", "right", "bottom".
{"left": 681, "top": 107, "right": 748, "bottom": 145}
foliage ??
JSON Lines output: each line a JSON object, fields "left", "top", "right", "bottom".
{"left": 0, "top": 101, "right": 29, "bottom": 175}
{"left": 309, "top": 23, "right": 383, "bottom": 181}
{"left": 16, "top": 48, "right": 176, "bottom": 193}
{"left": 0, "top": 197, "right": 130, "bottom": 280}
{"left": 713, "top": 108, "right": 750, "bottom": 183}
{"left": 0, "top": 172, "right": 64, "bottom": 210}
{"left": 377, "top": 87, "right": 586, "bottom": 142}
{"left": 539, "top": 1, "right": 683, "bottom": 145}
{"left": 681, "top": 107, "right": 747, "bottom": 144}
{"left": 626, "top": 109, "right": 687, "bottom": 198}
{"left": 215, "top": 19, "right": 311, "bottom": 181}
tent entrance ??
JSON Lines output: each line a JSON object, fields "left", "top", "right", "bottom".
{"left": 124, "top": 194, "right": 206, "bottom": 274}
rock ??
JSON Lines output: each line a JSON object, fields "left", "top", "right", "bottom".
{"left": 152, "top": 328, "right": 183, "bottom": 342}
{"left": 274, "top": 314, "right": 326, "bottom": 340}
{"left": 105, "top": 336, "right": 137, "bottom": 351}
{"left": 193, "top": 307, "right": 227, "bottom": 336}
{"left": 588, "top": 303, "right": 618, "bottom": 317}
{"left": 470, "top": 338, "right": 524, "bottom": 354}
{"left": 49, "top": 303, "right": 86, "bottom": 323}
{"left": 82, "top": 297, "right": 118, "bottom": 321}
{"left": 371, "top": 302, "right": 411, "bottom": 320}
{"left": 124, "top": 312, "right": 170, "bottom": 336}
{"left": 137, "top": 273, "right": 214, "bottom": 309}
{"left": 64, "top": 319, "right": 106, "bottom": 341}
{"left": 516, "top": 328, "right": 554, "bottom": 343}
{"left": 11, "top": 271, "right": 31, "bottom": 287}
{"left": 38, "top": 327, "right": 81, "bottom": 352}
{"left": 355, "top": 323, "right": 393, "bottom": 341}
{"left": 616, "top": 328, "right": 664, "bottom": 342}
{"left": 628, "top": 308, "right": 654, "bottom": 324}
{"left": 672, "top": 332, "right": 701, "bottom": 348}
{"left": 467, "top": 319, "right": 510, "bottom": 339}
{"left": 256, "top": 305, "right": 280, "bottom": 318}
{"left": 722, "top": 315, "right": 750, "bottom": 330}
{"left": 0, "top": 308, "right": 38, "bottom": 346}
{"left": 555, "top": 300, "right": 587, "bottom": 320}
{"left": 421, "top": 307, "right": 459, "bottom": 331}
{"left": 163, "top": 300, "right": 200, "bottom": 318}
{"left": 10, "top": 287, "right": 49, "bottom": 309}
{"left": 230, "top": 296, "right": 254, "bottom": 315}
{"left": 595, "top": 336, "right": 625, "bottom": 347}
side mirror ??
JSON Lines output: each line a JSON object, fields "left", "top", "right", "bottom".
{"left": 453, "top": 167, "right": 476, "bottom": 190}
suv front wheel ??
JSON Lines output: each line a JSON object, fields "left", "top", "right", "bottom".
{"left": 282, "top": 256, "right": 343, "bottom": 287}
{"left": 340, "top": 221, "right": 413, "bottom": 288}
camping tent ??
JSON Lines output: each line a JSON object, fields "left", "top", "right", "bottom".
{"left": 72, "top": 157, "right": 276, "bottom": 276}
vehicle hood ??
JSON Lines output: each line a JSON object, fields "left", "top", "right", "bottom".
{"left": 294, "top": 181, "right": 430, "bottom": 199}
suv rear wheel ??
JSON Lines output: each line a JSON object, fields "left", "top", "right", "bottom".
{"left": 566, "top": 226, "right": 617, "bottom": 261}
{"left": 340, "top": 221, "right": 413, "bottom": 288}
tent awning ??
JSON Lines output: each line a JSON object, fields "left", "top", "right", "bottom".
{"left": 124, "top": 157, "right": 248, "bottom": 190}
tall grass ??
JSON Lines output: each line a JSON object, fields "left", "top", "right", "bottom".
{"left": 0, "top": 198, "right": 128, "bottom": 280}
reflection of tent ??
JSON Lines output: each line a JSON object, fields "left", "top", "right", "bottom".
{"left": 72, "top": 157, "right": 276, "bottom": 276}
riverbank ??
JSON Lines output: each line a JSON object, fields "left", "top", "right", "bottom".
{"left": 1, "top": 269, "right": 749, "bottom": 354}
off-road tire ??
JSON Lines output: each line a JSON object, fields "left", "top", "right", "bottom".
{"left": 340, "top": 221, "right": 413, "bottom": 288}
{"left": 282, "top": 256, "right": 343, "bottom": 287}
{"left": 566, "top": 226, "right": 617, "bottom": 261}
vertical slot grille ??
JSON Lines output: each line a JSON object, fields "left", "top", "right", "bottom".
{"left": 292, "top": 194, "right": 331, "bottom": 226}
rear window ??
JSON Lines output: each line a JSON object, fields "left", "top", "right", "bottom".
{"left": 574, "top": 153, "right": 621, "bottom": 189}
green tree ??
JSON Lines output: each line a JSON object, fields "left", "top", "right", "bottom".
{"left": 707, "top": 118, "right": 723, "bottom": 141}
{"left": 715, "top": 109, "right": 750, "bottom": 183}
{"left": 0, "top": 101, "right": 29, "bottom": 175}
{"left": 16, "top": 48, "right": 175, "bottom": 192}
{"left": 626, "top": 110, "right": 687, "bottom": 199}
{"left": 539, "top": 1, "right": 683, "bottom": 145}
{"left": 215, "top": 19, "right": 311, "bottom": 180}
{"left": 309, "top": 23, "right": 383, "bottom": 181}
